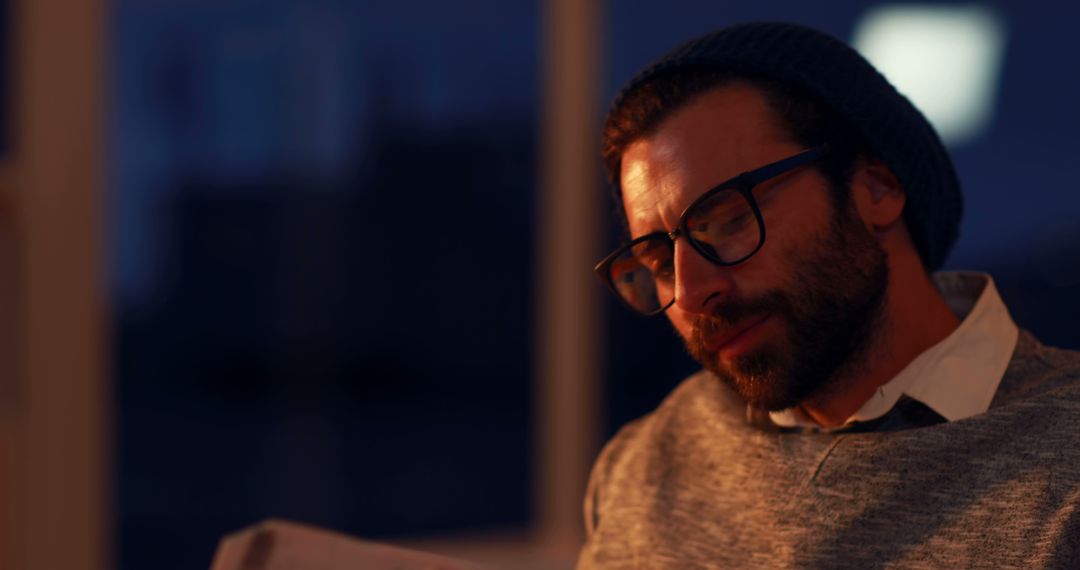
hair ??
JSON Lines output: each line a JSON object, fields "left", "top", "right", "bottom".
{"left": 602, "top": 67, "right": 874, "bottom": 215}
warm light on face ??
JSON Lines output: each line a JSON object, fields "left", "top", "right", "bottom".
{"left": 852, "top": 4, "right": 1007, "bottom": 146}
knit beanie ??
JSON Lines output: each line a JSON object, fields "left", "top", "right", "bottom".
{"left": 607, "top": 22, "right": 963, "bottom": 271}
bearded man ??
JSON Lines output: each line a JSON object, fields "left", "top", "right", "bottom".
{"left": 580, "top": 23, "right": 1080, "bottom": 569}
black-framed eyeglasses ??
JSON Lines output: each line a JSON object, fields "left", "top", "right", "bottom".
{"left": 594, "top": 146, "right": 826, "bottom": 316}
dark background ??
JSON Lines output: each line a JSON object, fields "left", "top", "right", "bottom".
{"left": 108, "top": 1, "right": 1080, "bottom": 568}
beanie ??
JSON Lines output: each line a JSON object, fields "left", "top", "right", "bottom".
{"left": 608, "top": 22, "right": 963, "bottom": 271}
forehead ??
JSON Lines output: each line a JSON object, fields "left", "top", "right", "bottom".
{"left": 619, "top": 82, "right": 797, "bottom": 233}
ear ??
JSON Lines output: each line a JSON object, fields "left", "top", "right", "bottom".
{"left": 850, "top": 159, "right": 905, "bottom": 231}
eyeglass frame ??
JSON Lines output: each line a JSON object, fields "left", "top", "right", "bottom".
{"left": 594, "top": 145, "right": 828, "bottom": 316}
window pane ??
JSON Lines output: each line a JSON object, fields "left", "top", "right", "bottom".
{"left": 113, "top": 2, "right": 538, "bottom": 568}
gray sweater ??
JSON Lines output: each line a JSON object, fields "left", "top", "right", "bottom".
{"left": 578, "top": 331, "right": 1080, "bottom": 569}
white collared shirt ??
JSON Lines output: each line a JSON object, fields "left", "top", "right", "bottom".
{"left": 770, "top": 271, "right": 1019, "bottom": 429}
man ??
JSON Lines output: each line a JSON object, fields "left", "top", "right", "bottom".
{"left": 580, "top": 22, "right": 1080, "bottom": 568}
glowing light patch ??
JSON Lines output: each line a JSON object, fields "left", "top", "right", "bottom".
{"left": 852, "top": 5, "right": 1007, "bottom": 146}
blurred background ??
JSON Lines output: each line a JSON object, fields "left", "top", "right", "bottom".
{"left": 1, "top": 0, "right": 1078, "bottom": 569}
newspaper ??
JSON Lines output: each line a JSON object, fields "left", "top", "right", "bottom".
{"left": 210, "top": 519, "right": 488, "bottom": 570}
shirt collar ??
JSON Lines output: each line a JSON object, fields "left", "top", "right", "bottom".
{"left": 769, "top": 271, "right": 1019, "bottom": 429}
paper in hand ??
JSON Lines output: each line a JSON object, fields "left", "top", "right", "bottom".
{"left": 210, "top": 519, "right": 487, "bottom": 570}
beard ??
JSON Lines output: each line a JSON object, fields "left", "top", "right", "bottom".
{"left": 685, "top": 197, "right": 890, "bottom": 412}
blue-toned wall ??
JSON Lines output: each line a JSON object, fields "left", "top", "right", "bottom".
{"left": 112, "top": 2, "right": 539, "bottom": 568}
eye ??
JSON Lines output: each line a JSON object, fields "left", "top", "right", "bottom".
{"left": 720, "top": 212, "right": 754, "bottom": 234}
{"left": 646, "top": 257, "right": 674, "bottom": 282}
{"left": 631, "top": 239, "right": 674, "bottom": 282}
{"left": 687, "top": 191, "right": 757, "bottom": 243}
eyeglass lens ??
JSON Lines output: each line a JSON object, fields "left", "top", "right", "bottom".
{"left": 608, "top": 238, "right": 674, "bottom": 314}
{"left": 685, "top": 188, "right": 762, "bottom": 263}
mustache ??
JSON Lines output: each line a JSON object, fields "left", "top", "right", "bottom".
{"left": 689, "top": 290, "right": 790, "bottom": 350}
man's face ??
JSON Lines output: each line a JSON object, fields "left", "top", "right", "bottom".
{"left": 619, "top": 83, "right": 890, "bottom": 411}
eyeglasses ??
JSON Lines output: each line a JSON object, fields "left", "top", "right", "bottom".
{"left": 594, "top": 146, "right": 826, "bottom": 315}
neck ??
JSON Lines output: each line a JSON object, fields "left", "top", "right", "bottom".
{"left": 799, "top": 248, "right": 960, "bottom": 428}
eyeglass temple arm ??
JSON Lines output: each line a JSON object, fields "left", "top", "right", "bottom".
{"left": 741, "top": 146, "right": 827, "bottom": 185}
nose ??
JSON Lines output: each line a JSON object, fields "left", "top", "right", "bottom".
{"left": 672, "top": 239, "right": 735, "bottom": 315}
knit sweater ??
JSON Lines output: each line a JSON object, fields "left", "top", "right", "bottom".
{"left": 578, "top": 331, "right": 1080, "bottom": 569}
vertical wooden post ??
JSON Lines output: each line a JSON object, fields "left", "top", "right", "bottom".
{"left": 536, "top": 0, "right": 603, "bottom": 559}
{"left": 13, "top": 0, "right": 108, "bottom": 567}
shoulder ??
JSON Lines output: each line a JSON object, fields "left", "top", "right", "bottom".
{"left": 593, "top": 370, "right": 743, "bottom": 474}
{"left": 981, "top": 331, "right": 1080, "bottom": 474}
{"left": 992, "top": 330, "right": 1080, "bottom": 407}
{"left": 582, "top": 370, "right": 745, "bottom": 534}
{"left": 586, "top": 370, "right": 721, "bottom": 484}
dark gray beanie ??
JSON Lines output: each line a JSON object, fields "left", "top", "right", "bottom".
{"left": 608, "top": 22, "right": 963, "bottom": 271}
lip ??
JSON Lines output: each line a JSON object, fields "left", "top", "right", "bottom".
{"left": 704, "top": 314, "right": 772, "bottom": 353}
